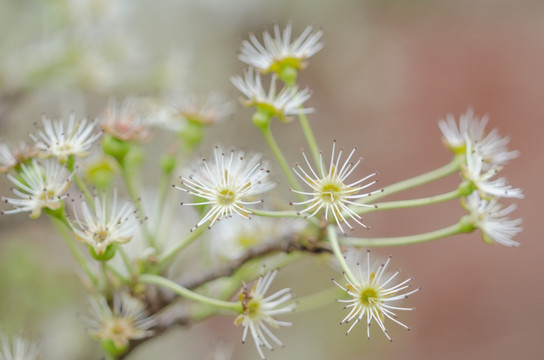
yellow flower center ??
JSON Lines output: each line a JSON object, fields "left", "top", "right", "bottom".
{"left": 217, "top": 188, "right": 236, "bottom": 205}
{"left": 360, "top": 287, "right": 379, "bottom": 306}
{"left": 246, "top": 299, "right": 260, "bottom": 318}
{"left": 319, "top": 181, "right": 344, "bottom": 204}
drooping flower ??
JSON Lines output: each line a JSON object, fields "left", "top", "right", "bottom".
{"left": 463, "top": 192, "right": 522, "bottom": 247}
{"left": 2, "top": 159, "right": 72, "bottom": 218}
{"left": 0, "top": 334, "right": 40, "bottom": 360}
{"left": 291, "top": 141, "right": 381, "bottom": 233}
{"left": 84, "top": 292, "right": 156, "bottom": 353}
{"left": 438, "top": 108, "right": 519, "bottom": 166}
{"left": 462, "top": 137, "right": 523, "bottom": 199}
{"left": 239, "top": 23, "right": 323, "bottom": 74}
{"left": 333, "top": 250, "right": 419, "bottom": 341}
{"left": 231, "top": 68, "right": 312, "bottom": 122}
{"left": 234, "top": 269, "right": 295, "bottom": 359}
{"left": 175, "top": 146, "right": 274, "bottom": 230}
{"left": 69, "top": 190, "right": 138, "bottom": 256}
{"left": 30, "top": 114, "right": 101, "bottom": 162}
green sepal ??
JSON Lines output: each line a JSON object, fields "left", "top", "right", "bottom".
{"left": 252, "top": 109, "right": 273, "bottom": 130}
{"left": 89, "top": 243, "right": 117, "bottom": 262}
{"left": 102, "top": 134, "right": 132, "bottom": 164}
{"left": 179, "top": 121, "right": 204, "bottom": 153}
{"left": 101, "top": 339, "right": 128, "bottom": 357}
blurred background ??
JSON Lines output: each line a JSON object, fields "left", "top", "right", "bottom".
{"left": 1, "top": 0, "right": 543, "bottom": 359}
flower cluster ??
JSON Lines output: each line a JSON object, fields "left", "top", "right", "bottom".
{"left": 439, "top": 109, "right": 523, "bottom": 246}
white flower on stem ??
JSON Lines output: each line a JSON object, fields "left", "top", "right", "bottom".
{"left": 30, "top": 114, "right": 101, "bottom": 162}
{"left": 464, "top": 192, "right": 522, "bottom": 247}
{"left": 234, "top": 269, "right": 295, "bottom": 359}
{"left": 84, "top": 292, "right": 156, "bottom": 351}
{"left": 0, "top": 142, "right": 38, "bottom": 173}
{"left": 2, "top": 159, "right": 72, "bottom": 218}
{"left": 438, "top": 108, "right": 519, "bottom": 166}
{"left": 0, "top": 334, "right": 40, "bottom": 360}
{"left": 291, "top": 141, "right": 381, "bottom": 233}
{"left": 102, "top": 97, "right": 152, "bottom": 142}
{"left": 170, "top": 92, "right": 234, "bottom": 127}
{"left": 175, "top": 146, "right": 274, "bottom": 230}
{"left": 69, "top": 190, "right": 138, "bottom": 256}
{"left": 332, "top": 250, "right": 420, "bottom": 341}
{"left": 231, "top": 68, "right": 313, "bottom": 122}
{"left": 462, "top": 137, "right": 523, "bottom": 199}
{"left": 0, "top": 144, "right": 18, "bottom": 173}
{"left": 239, "top": 23, "right": 323, "bottom": 73}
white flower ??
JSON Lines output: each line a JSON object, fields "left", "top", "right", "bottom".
{"left": 2, "top": 159, "right": 72, "bottom": 218}
{"left": 234, "top": 270, "right": 295, "bottom": 359}
{"left": 231, "top": 68, "right": 313, "bottom": 122}
{"left": 84, "top": 292, "right": 156, "bottom": 351}
{"left": 170, "top": 92, "right": 234, "bottom": 127}
{"left": 30, "top": 114, "right": 101, "bottom": 162}
{"left": 175, "top": 146, "right": 274, "bottom": 230}
{"left": 0, "top": 334, "right": 40, "bottom": 360}
{"left": 102, "top": 97, "right": 152, "bottom": 142}
{"left": 438, "top": 108, "right": 519, "bottom": 166}
{"left": 0, "top": 144, "right": 17, "bottom": 173}
{"left": 69, "top": 190, "right": 138, "bottom": 256}
{"left": 208, "top": 216, "right": 306, "bottom": 262}
{"left": 464, "top": 192, "right": 522, "bottom": 247}
{"left": 462, "top": 137, "right": 523, "bottom": 199}
{"left": 333, "top": 251, "right": 419, "bottom": 341}
{"left": 239, "top": 23, "right": 323, "bottom": 74}
{"left": 291, "top": 141, "right": 380, "bottom": 233}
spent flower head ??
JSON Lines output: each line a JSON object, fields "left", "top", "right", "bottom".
{"left": 462, "top": 137, "right": 523, "bottom": 199}
{"left": 2, "top": 159, "right": 72, "bottom": 218}
{"left": 175, "top": 146, "right": 274, "bottom": 230}
{"left": 463, "top": 192, "right": 522, "bottom": 247}
{"left": 69, "top": 190, "right": 138, "bottom": 257}
{"left": 231, "top": 68, "right": 312, "bottom": 123}
{"left": 101, "top": 97, "right": 152, "bottom": 142}
{"left": 234, "top": 269, "right": 295, "bottom": 359}
{"left": 333, "top": 250, "right": 419, "bottom": 341}
{"left": 239, "top": 23, "right": 323, "bottom": 78}
{"left": 84, "top": 292, "right": 156, "bottom": 353}
{"left": 170, "top": 92, "right": 234, "bottom": 127}
{"left": 439, "top": 108, "right": 519, "bottom": 166}
{"left": 30, "top": 114, "right": 101, "bottom": 163}
{"left": 291, "top": 141, "right": 381, "bottom": 233}
{"left": 0, "top": 334, "right": 40, "bottom": 360}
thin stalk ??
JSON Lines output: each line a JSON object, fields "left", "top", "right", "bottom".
{"left": 293, "top": 286, "right": 344, "bottom": 313}
{"left": 359, "top": 154, "right": 464, "bottom": 204}
{"left": 50, "top": 216, "right": 98, "bottom": 287}
{"left": 139, "top": 274, "right": 241, "bottom": 312}
{"left": 117, "top": 246, "right": 136, "bottom": 278}
{"left": 155, "top": 226, "right": 207, "bottom": 272}
{"left": 341, "top": 222, "right": 465, "bottom": 247}
{"left": 248, "top": 208, "right": 302, "bottom": 218}
{"left": 72, "top": 172, "right": 95, "bottom": 208}
{"left": 259, "top": 125, "right": 304, "bottom": 198}
{"left": 355, "top": 188, "right": 462, "bottom": 216}
{"left": 327, "top": 225, "right": 357, "bottom": 285}
{"left": 152, "top": 168, "right": 172, "bottom": 242}
{"left": 298, "top": 112, "right": 321, "bottom": 167}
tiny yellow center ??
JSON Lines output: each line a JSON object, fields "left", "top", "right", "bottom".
{"left": 246, "top": 299, "right": 260, "bottom": 318}
{"left": 217, "top": 188, "right": 236, "bottom": 205}
{"left": 360, "top": 288, "right": 379, "bottom": 306}
{"left": 94, "top": 229, "right": 109, "bottom": 243}
{"left": 319, "top": 182, "right": 343, "bottom": 204}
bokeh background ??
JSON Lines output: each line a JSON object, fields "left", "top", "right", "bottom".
{"left": 1, "top": 0, "right": 543, "bottom": 359}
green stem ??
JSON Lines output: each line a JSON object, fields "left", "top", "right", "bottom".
{"left": 72, "top": 172, "right": 95, "bottom": 208}
{"left": 139, "top": 274, "right": 241, "bottom": 312}
{"left": 298, "top": 112, "right": 321, "bottom": 167}
{"left": 248, "top": 208, "right": 302, "bottom": 218}
{"left": 117, "top": 246, "right": 136, "bottom": 278}
{"left": 355, "top": 187, "right": 462, "bottom": 216}
{"left": 341, "top": 222, "right": 466, "bottom": 247}
{"left": 152, "top": 168, "right": 172, "bottom": 244}
{"left": 327, "top": 225, "right": 357, "bottom": 284}
{"left": 294, "top": 286, "right": 344, "bottom": 313}
{"left": 359, "top": 154, "right": 464, "bottom": 204}
{"left": 105, "top": 263, "right": 129, "bottom": 285}
{"left": 50, "top": 216, "right": 98, "bottom": 287}
{"left": 259, "top": 124, "right": 304, "bottom": 197}
{"left": 155, "top": 226, "right": 207, "bottom": 272}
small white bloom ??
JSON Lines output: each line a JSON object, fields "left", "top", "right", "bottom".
{"left": 69, "top": 190, "right": 138, "bottom": 256}
{"left": 0, "top": 142, "right": 38, "bottom": 173}
{"left": 234, "top": 269, "right": 295, "bottom": 359}
{"left": 0, "top": 334, "right": 40, "bottom": 360}
{"left": 31, "top": 114, "right": 101, "bottom": 162}
{"left": 231, "top": 68, "right": 312, "bottom": 122}
{"left": 462, "top": 137, "right": 523, "bottom": 199}
{"left": 0, "top": 144, "right": 17, "bottom": 173}
{"left": 102, "top": 97, "right": 152, "bottom": 142}
{"left": 464, "top": 192, "right": 522, "bottom": 247}
{"left": 175, "top": 146, "right": 274, "bottom": 230}
{"left": 208, "top": 216, "right": 305, "bottom": 262}
{"left": 2, "top": 159, "right": 72, "bottom": 218}
{"left": 438, "top": 108, "right": 519, "bottom": 166}
{"left": 84, "top": 292, "right": 156, "bottom": 351}
{"left": 333, "top": 251, "right": 419, "bottom": 341}
{"left": 291, "top": 141, "right": 380, "bottom": 233}
{"left": 170, "top": 92, "right": 234, "bottom": 127}
{"left": 239, "top": 23, "right": 323, "bottom": 73}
